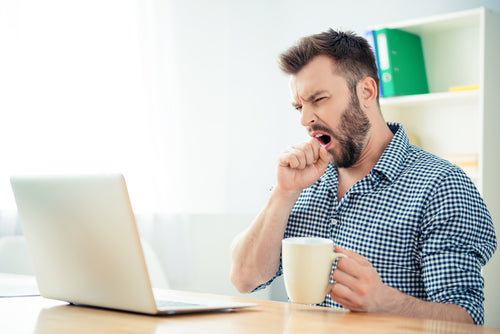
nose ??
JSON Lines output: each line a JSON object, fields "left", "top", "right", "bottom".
{"left": 299, "top": 105, "right": 316, "bottom": 127}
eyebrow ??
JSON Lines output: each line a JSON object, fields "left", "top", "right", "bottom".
{"left": 291, "top": 90, "right": 329, "bottom": 108}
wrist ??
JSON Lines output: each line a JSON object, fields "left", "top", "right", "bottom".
{"left": 373, "top": 284, "right": 409, "bottom": 314}
{"left": 271, "top": 185, "right": 302, "bottom": 202}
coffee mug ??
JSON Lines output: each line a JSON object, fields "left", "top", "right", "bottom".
{"left": 282, "top": 237, "right": 347, "bottom": 304}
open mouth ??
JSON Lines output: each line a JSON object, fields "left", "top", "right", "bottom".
{"left": 313, "top": 132, "right": 332, "bottom": 147}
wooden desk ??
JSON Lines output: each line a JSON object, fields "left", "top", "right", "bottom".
{"left": 1, "top": 292, "right": 499, "bottom": 334}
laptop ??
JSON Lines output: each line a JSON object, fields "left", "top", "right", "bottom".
{"left": 10, "top": 174, "right": 256, "bottom": 315}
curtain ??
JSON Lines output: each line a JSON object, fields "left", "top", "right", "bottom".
{"left": 0, "top": 0, "right": 192, "bottom": 287}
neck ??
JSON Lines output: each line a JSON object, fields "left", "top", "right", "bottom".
{"left": 337, "top": 118, "right": 393, "bottom": 200}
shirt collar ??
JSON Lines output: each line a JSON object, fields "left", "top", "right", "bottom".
{"left": 372, "top": 122, "right": 409, "bottom": 183}
{"left": 321, "top": 163, "right": 338, "bottom": 191}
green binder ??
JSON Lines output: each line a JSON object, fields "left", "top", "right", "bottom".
{"left": 374, "top": 28, "right": 429, "bottom": 97}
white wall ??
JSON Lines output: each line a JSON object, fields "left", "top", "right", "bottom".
{"left": 154, "top": 0, "right": 500, "bottom": 214}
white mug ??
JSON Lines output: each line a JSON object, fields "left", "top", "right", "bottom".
{"left": 282, "top": 237, "right": 347, "bottom": 304}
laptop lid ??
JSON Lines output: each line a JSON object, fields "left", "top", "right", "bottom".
{"left": 10, "top": 174, "right": 255, "bottom": 314}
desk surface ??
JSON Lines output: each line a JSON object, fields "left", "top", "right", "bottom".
{"left": 1, "top": 292, "right": 500, "bottom": 334}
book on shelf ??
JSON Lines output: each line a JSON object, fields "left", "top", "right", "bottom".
{"left": 373, "top": 28, "right": 429, "bottom": 97}
{"left": 448, "top": 85, "right": 479, "bottom": 92}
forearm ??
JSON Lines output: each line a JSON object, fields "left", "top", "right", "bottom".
{"left": 380, "top": 286, "right": 474, "bottom": 324}
{"left": 230, "top": 187, "right": 300, "bottom": 293}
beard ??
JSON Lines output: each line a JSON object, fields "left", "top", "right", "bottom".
{"left": 312, "top": 94, "right": 370, "bottom": 168}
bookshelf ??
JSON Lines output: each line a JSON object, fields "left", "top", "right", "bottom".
{"left": 371, "top": 7, "right": 500, "bottom": 326}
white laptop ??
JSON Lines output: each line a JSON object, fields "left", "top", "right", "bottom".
{"left": 10, "top": 174, "right": 256, "bottom": 315}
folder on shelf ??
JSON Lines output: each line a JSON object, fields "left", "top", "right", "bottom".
{"left": 364, "top": 30, "right": 384, "bottom": 97}
{"left": 374, "top": 28, "right": 429, "bottom": 97}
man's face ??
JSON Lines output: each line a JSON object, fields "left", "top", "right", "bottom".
{"left": 290, "top": 55, "right": 370, "bottom": 168}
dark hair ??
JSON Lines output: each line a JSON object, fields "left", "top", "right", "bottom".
{"left": 279, "top": 29, "right": 380, "bottom": 101}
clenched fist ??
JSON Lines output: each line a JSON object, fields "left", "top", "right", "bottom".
{"left": 276, "top": 138, "right": 331, "bottom": 194}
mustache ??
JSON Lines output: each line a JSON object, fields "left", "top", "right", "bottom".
{"left": 308, "top": 124, "right": 337, "bottom": 139}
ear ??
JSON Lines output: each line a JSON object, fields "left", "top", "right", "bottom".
{"left": 357, "top": 77, "right": 378, "bottom": 109}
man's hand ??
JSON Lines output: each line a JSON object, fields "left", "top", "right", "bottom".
{"left": 276, "top": 138, "right": 331, "bottom": 194}
{"left": 330, "top": 247, "right": 388, "bottom": 313}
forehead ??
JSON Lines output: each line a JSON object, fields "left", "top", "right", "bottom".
{"left": 289, "top": 55, "right": 347, "bottom": 99}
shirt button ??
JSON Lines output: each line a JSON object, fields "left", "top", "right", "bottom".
{"left": 331, "top": 218, "right": 338, "bottom": 225}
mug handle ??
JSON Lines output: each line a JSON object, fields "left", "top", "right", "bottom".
{"left": 324, "top": 252, "right": 347, "bottom": 296}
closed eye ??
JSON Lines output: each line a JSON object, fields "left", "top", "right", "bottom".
{"left": 292, "top": 103, "right": 302, "bottom": 111}
{"left": 314, "top": 97, "right": 326, "bottom": 103}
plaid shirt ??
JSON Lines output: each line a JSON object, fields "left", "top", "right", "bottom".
{"left": 263, "top": 123, "right": 496, "bottom": 325}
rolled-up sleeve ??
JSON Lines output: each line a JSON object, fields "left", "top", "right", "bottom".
{"left": 419, "top": 168, "right": 497, "bottom": 325}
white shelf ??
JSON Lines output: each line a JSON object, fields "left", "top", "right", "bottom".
{"left": 380, "top": 90, "right": 479, "bottom": 108}
{"left": 369, "top": 8, "right": 489, "bottom": 186}
{"left": 373, "top": 7, "right": 482, "bottom": 33}
{"left": 370, "top": 7, "right": 500, "bottom": 326}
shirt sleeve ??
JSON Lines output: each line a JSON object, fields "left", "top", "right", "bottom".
{"left": 251, "top": 257, "right": 283, "bottom": 293}
{"left": 419, "top": 166, "right": 497, "bottom": 325}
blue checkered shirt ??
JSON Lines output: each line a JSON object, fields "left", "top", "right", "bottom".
{"left": 261, "top": 123, "right": 496, "bottom": 325}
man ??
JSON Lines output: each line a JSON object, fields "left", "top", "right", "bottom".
{"left": 230, "top": 29, "right": 496, "bottom": 325}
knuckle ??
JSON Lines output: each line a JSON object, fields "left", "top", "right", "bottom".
{"left": 357, "top": 285, "right": 369, "bottom": 297}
